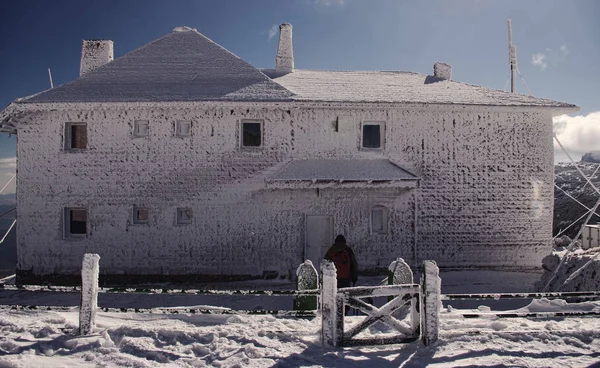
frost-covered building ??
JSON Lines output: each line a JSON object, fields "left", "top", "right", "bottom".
{"left": 0, "top": 25, "right": 578, "bottom": 284}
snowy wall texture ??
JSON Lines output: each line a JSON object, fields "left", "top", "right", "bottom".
{"left": 15, "top": 104, "right": 553, "bottom": 280}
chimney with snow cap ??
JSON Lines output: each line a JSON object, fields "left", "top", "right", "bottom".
{"left": 433, "top": 62, "right": 451, "bottom": 80}
{"left": 80, "top": 40, "right": 114, "bottom": 76}
{"left": 276, "top": 23, "right": 294, "bottom": 73}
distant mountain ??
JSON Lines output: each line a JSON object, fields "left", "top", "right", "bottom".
{"left": 554, "top": 162, "right": 600, "bottom": 239}
{"left": 582, "top": 151, "right": 600, "bottom": 164}
{"left": 0, "top": 193, "right": 15, "bottom": 206}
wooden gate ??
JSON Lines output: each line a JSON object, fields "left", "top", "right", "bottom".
{"left": 336, "top": 284, "right": 420, "bottom": 346}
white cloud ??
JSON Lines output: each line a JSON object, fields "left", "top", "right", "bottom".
{"left": 553, "top": 111, "right": 600, "bottom": 163}
{"left": 267, "top": 24, "right": 278, "bottom": 41}
{"left": 560, "top": 44, "right": 569, "bottom": 55}
{"left": 311, "top": 0, "right": 345, "bottom": 6}
{"left": 0, "top": 157, "right": 16, "bottom": 169}
{"left": 531, "top": 53, "right": 547, "bottom": 71}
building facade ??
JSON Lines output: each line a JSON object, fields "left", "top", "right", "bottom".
{"left": 0, "top": 25, "right": 577, "bottom": 283}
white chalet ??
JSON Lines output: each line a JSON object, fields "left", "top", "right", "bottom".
{"left": 0, "top": 25, "right": 578, "bottom": 284}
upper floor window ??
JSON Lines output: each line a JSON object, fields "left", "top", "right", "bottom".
{"left": 361, "top": 122, "right": 385, "bottom": 150}
{"left": 133, "top": 120, "right": 149, "bottom": 138}
{"left": 133, "top": 206, "right": 149, "bottom": 225}
{"left": 176, "top": 121, "right": 191, "bottom": 137}
{"left": 371, "top": 205, "right": 389, "bottom": 234}
{"left": 65, "top": 123, "right": 87, "bottom": 150}
{"left": 177, "top": 207, "right": 193, "bottom": 225}
{"left": 241, "top": 120, "right": 262, "bottom": 147}
{"left": 64, "top": 207, "right": 87, "bottom": 238}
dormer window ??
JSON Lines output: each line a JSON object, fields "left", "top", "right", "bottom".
{"left": 65, "top": 123, "right": 87, "bottom": 150}
{"left": 361, "top": 122, "right": 385, "bottom": 150}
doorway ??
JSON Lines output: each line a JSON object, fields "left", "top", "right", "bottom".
{"left": 305, "top": 215, "right": 333, "bottom": 273}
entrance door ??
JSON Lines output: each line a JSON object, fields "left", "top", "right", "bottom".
{"left": 305, "top": 215, "right": 334, "bottom": 273}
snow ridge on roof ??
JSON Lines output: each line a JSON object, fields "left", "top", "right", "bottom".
{"left": 23, "top": 28, "right": 295, "bottom": 103}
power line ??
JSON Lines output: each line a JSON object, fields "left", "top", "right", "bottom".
{"left": 0, "top": 207, "right": 15, "bottom": 219}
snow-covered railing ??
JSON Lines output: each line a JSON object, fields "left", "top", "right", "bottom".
{"left": 420, "top": 260, "right": 440, "bottom": 346}
{"left": 441, "top": 291, "right": 600, "bottom": 302}
{"left": 0, "top": 283, "right": 320, "bottom": 296}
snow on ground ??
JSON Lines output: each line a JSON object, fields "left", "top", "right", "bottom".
{"left": 0, "top": 270, "right": 599, "bottom": 367}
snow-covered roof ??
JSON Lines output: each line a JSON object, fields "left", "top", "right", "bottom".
{"left": 266, "top": 159, "right": 418, "bottom": 189}
{"left": 21, "top": 27, "right": 295, "bottom": 103}
{"left": 7, "top": 26, "right": 577, "bottom": 113}
{"left": 263, "top": 69, "right": 577, "bottom": 109}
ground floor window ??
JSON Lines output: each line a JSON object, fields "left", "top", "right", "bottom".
{"left": 371, "top": 205, "right": 389, "bottom": 234}
{"left": 133, "top": 206, "right": 149, "bottom": 224}
{"left": 64, "top": 207, "right": 87, "bottom": 237}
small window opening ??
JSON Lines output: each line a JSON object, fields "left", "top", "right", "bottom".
{"left": 371, "top": 206, "right": 388, "bottom": 234}
{"left": 65, "top": 208, "right": 87, "bottom": 237}
{"left": 242, "top": 121, "right": 262, "bottom": 147}
{"left": 176, "top": 121, "right": 191, "bottom": 137}
{"left": 177, "top": 207, "right": 193, "bottom": 224}
{"left": 65, "top": 123, "right": 87, "bottom": 150}
{"left": 362, "top": 124, "right": 381, "bottom": 149}
{"left": 134, "top": 121, "right": 149, "bottom": 137}
{"left": 133, "top": 207, "right": 148, "bottom": 224}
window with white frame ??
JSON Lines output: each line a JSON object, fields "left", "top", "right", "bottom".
{"left": 176, "top": 121, "right": 191, "bottom": 137}
{"left": 64, "top": 207, "right": 87, "bottom": 237}
{"left": 64, "top": 122, "right": 88, "bottom": 150}
{"left": 371, "top": 205, "right": 389, "bottom": 234}
{"left": 177, "top": 207, "right": 193, "bottom": 224}
{"left": 241, "top": 120, "right": 262, "bottom": 147}
{"left": 133, "top": 206, "right": 149, "bottom": 224}
{"left": 133, "top": 120, "right": 149, "bottom": 137}
{"left": 361, "top": 122, "right": 385, "bottom": 149}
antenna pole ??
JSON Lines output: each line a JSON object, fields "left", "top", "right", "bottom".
{"left": 507, "top": 19, "right": 517, "bottom": 93}
{"left": 48, "top": 68, "right": 54, "bottom": 89}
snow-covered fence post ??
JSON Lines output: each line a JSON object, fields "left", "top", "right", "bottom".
{"left": 388, "top": 258, "right": 418, "bottom": 331}
{"left": 295, "top": 260, "right": 318, "bottom": 311}
{"left": 321, "top": 260, "right": 338, "bottom": 348}
{"left": 79, "top": 253, "right": 100, "bottom": 335}
{"left": 420, "top": 260, "right": 440, "bottom": 346}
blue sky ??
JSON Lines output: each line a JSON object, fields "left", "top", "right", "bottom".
{"left": 1, "top": 0, "right": 599, "bottom": 192}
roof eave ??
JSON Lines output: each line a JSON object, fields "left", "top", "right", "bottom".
{"left": 265, "top": 179, "right": 419, "bottom": 190}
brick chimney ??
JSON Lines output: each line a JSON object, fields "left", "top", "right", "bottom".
{"left": 433, "top": 62, "right": 451, "bottom": 80}
{"left": 80, "top": 40, "right": 114, "bottom": 76}
{"left": 276, "top": 23, "right": 294, "bottom": 73}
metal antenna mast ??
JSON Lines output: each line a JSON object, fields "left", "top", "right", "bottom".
{"left": 507, "top": 19, "right": 517, "bottom": 93}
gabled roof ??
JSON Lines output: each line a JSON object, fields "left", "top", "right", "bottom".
{"left": 266, "top": 159, "right": 418, "bottom": 189}
{"left": 263, "top": 69, "right": 577, "bottom": 110}
{"left": 22, "top": 27, "right": 295, "bottom": 103}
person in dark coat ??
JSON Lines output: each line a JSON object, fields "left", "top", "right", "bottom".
{"left": 324, "top": 235, "right": 358, "bottom": 288}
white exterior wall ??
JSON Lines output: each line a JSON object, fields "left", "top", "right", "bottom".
{"left": 15, "top": 104, "right": 553, "bottom": 278}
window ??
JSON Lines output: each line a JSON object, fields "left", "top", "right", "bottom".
{"left": 133, "top": 120, "right": 149, "bottom": 137}
{"left": 241, "top": 120, "right": 262, "bottom": 147}
{"left": 64, "top": 207, "right": 87, "bottom": 237}
{"left": 362, "top": 122, "right": 385, "bottom": 149}
{"left": 176, "top": 121, "right": 191, "bottom": 137}
{"left": 65, "top": 123, "right": 87, "bottom": 150}
{"left": 371, "top": 205, "right": 389, "bottom": 234}
{"left": 133, "top": 206, "right": 148, "bottom": 224}
{"left": 177, "top": 207, "right": 193, "bottom": 224}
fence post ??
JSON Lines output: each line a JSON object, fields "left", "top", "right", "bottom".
{"left": 321, "top": 260, "right": 338, "bottom": 348}
{"left": 295, "top": 260, "right": 318, "bottom": 311}
{"left": 420, "top": 260, "right": 440, "bottom": 346}
{"left": 79, "top": 253, "right": 100, "bottom": 335}
{"left": 388, "top": 258, "right": 418, "bottom": 331}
